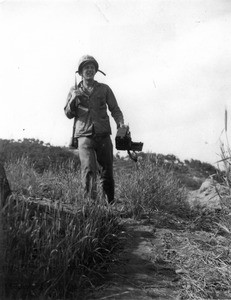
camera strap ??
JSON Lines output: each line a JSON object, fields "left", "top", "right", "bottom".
{"left": 128, "top": 150, "right": 138, "bottom": 162}
{"left": 70, "top": 73, "right": 78, "bottom": 148}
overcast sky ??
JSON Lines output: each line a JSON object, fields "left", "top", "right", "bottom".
{"left": 0, "top": 0, "right": 231, "bottom": 165}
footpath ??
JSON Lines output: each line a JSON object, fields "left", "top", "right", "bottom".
{"left": 85, "top": 216, "right": 182, "bottom": 300}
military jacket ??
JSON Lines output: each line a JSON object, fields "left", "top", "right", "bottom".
{"left": 64, "top": 81, "right": 124, "bottom": 137}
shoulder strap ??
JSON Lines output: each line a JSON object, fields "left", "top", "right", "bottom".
{"left": 75, "top": 72, "right": 78, "bottom": 89}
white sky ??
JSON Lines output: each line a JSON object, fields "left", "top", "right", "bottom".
{"left": 0, "top": 0, "right": 231, "bottom": 165}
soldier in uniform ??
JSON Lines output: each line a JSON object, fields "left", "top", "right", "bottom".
{"left": 64, "top": 55, "right": 125, "bottom": 203}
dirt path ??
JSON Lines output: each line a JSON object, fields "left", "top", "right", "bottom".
{"left": 86, "top": 217, "right": 181, "bottom": 300}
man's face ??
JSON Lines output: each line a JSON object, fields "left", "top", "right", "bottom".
{"left": 81, "top": 63, "right": 96, "bottom": 80}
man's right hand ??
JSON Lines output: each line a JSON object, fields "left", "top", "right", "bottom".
{"left": 118, "top": 123, "right": 128, "bottom": 129}
{"left": 69, "top": 98, "right": 77, "bottom": 110}
{"left": 69, "top": 89, "right": 80, "bottom": 110}
{"left": 71, "top": 89, "right": 79, "bottom": 99}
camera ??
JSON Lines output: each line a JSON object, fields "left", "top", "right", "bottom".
{"left": 115, "top": 126, "right": 143, "bottom": 152}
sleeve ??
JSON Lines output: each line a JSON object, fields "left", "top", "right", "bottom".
{"left": 106, "top": 85, "right": 124, "bottom": 128}
{"left": 64, "top": 87, "right": 78, "bottom": 119}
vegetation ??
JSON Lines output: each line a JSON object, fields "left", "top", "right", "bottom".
{"left": 4, "top": 157, "right": 121, "bottom": 299}
{"left": 0, "top": 137, "right": 231, "bottom": 299}
{"left": 115, "top": 155, "right": 190, "bottom": 219}
{"left": 0, "top": 138, "right": 80, "bottom": 173}
{"left": 164, "top": 109, "right": 231, "bottom": 300}
{"left": 115, "top": 149, "right": 231, "bottom": 299}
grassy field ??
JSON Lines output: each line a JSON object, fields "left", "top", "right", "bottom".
{"left": 3, "top": 158, "right": 122, "bottom": 299}
{"left": 1, "top": 146, "right": 231, "bottom": 299}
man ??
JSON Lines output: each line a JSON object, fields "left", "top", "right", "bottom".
{"left": 64, "top": 55, "right": 125, "bottom": 203}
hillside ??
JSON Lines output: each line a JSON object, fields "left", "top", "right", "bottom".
{"left": 0, "top": 138, "right": 219, "bottom": 190}
{"left": 114, "top": 152, "right": 220, "bottom": 190}
{"left": 0, "top": 138, "right": 80, "bottom": 173}
{"left": 1, "top": 138, "right": 229, "bottom": 300}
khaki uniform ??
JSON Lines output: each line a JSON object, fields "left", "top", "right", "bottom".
{"left": 64, "top": 81, "right": 124, "bottom": 202}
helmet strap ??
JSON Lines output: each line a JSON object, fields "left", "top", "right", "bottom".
{"left": 98, "top": 70, "right": 106, "bottom": 76}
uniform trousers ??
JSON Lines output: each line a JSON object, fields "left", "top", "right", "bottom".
{"left": 78, "top": 135, "right": 114, "bottom": 202}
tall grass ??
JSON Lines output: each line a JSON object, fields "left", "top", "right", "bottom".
{"left": 115, "top": 155, "right": 190, "bottom": 219}
{"left": 6, "top": 156, "right": 82, "bottom": 203}
{"left": 157, "top": 229, "right": 231, "bottom": 300}
{"left": 4, "top": 148, "right": 229, "bottom": 299}
{"left": 170, "top": 108, "right": 231, "bottom": 300}
{"left": 3, "top": 157, "right": 121, "bottom": 299}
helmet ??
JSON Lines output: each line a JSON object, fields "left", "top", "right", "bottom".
{"left": 77, "top": 55, "right": 99, "bottom": 75}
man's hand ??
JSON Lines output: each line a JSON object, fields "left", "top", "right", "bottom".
{"left": 71, "top": 89, "right": 79, "bottom": 99}
{"left": 69, "top": 98, "right": 78, "bottom": 110}
{"left": 69, "top": 89, "right": 80, "bottom": 110}
{"left": 118, "top": 123, "right": 128, "bottom": 129}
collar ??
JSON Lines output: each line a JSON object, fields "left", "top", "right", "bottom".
{"left": 77, "top": 80, "right": 100, "bottom": 95}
